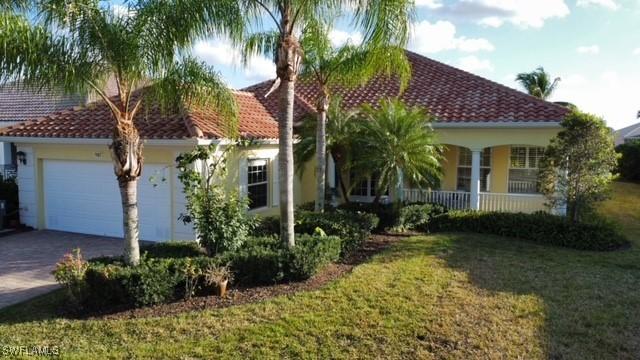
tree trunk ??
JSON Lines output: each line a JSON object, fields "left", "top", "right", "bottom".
{"left": 119, "top": 179, "right": 140, "bottom": 265}
{"left": 331, "top": 150, "right": 350, "bottom": 203}
{"left": 275, "top": 21, "right": 301, "bottom": 247}
{"left": 314, "top": 93, "right": 329, "bottom": 212}
{"left": 110, "top": 118, "right": 143, "bottom": 265}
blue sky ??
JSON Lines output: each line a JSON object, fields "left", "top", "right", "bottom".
{"left": 187, "top": 0, "right": 640, "bottom": 129}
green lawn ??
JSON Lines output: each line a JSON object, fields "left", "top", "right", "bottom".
{"left": 1, "top": 182, "right": 640, "bottom": 359}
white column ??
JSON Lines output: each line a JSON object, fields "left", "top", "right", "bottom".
{"left": 470, "top": 149, "right": 481, "bottom": 210}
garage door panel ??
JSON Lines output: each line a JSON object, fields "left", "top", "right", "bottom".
{"left": 43, "top": 160, "right": 171, "bottom": 241}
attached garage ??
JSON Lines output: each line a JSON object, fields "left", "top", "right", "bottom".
{"left": 42, "top": 160, "right": 172, "bottom": 241}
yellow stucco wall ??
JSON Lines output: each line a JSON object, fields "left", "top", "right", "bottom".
{"left": 490, "top": 145, "right": 510, "bottom": 193}
{"left": 441, "top": 145, "right": 458, "bottom": 191}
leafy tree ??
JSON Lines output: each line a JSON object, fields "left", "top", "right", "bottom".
{"left": 295, "top": 19, "right": 410, "bottom": 212}
{"left": 176, "top": 143, "right": 255, "bottom": 256}
{"left": 615, "top": 140, "right": 640, "bottom": 182}
{"left": 539, "top": 110, "right": 617, "bottom": 222}
{"left": 242, "top": 0, "right": 414, "bottom": 246}
{"left": 515, "top": 67, "right": 560, "bottom": 100}
{"left": 294, "top": 97, "right": 360, "bottom": 203}
{"left": 0, "top": 0, "right": 242, "bottom": 265}
{"left": 352, "top": 99, "right": 443, "bottom": 204}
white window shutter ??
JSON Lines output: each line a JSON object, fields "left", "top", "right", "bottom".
{"left": 239, "top": 157, "right": 248, "bottom": 197}
{"left": 272, "top": 156, "right": 279, "bottom": 206}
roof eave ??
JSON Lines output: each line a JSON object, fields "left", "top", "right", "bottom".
{"left": 433, "top": 121, "right": 562, "bottom": 129}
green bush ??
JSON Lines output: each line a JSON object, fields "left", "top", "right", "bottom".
{"left": 253, "top": 216, "right": 281, "bottom": 237}
{"left": 616, "top": 141, "right": 640, "bottom": 182}
{"left": 397, "top": 203, "right": 447, "bottom": 231}
{"left": 140, "top": 241, "right": 206, "bottom": 259}
{"left": 337, "top": 202, "right": 398, "bottom": 231}
{"left": 286, "top": 234, "right": 341, "bottom": 280}
{"left": 428, "top": 211, "right": 628, "bottom": 251}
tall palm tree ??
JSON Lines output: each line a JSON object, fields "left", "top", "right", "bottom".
{"left": 0, "top": 0, "right": 243, "bottom": 265}
{"left": 353, "top": 99, "right": 442, "bottom": 204}
{"left": 242, "top": 0, "right": 414, "bottom": 246}
{"left": 297, "top": 20, "right": 410, "bottom": 212}
{"left": 515, "top": 67, "right": 561, "bottom": 100}
{"left": 294, "top": 97, "right": 360, "bottom": 203}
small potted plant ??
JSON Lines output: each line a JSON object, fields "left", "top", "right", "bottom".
{"left": 204, "top": 265, "right": 234, "bottom": 297}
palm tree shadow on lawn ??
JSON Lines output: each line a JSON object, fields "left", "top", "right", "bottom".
{"left": 404, "top": 232, "right": 640, "bottom": 359}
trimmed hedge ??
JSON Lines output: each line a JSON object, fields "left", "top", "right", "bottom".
{"left": 80, "top": 234, "right": 341, "bottom": 309}
{"left": 397, "top": 203, "right": 447, "bottom": 231}
{"left": 427, "top": 211, "right": 628, "bottom": 251}
{"left": 252, "top": 211, "right": 379, "bottom": 257}
{"left": 337, "top": 202, "right": 398, "bottom": 231}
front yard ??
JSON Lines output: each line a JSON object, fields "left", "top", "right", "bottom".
{"left": 1, "top": 182, "right": 639, "bottom": 359}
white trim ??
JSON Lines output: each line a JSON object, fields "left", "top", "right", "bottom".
{"left": 271, "top": 156, "right": 279, "bottom": 207}
{"left": 433, "top": 121, "right": 561, "bottom": 129}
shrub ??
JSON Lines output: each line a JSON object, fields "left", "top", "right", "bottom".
{"left": 52, "top": 248, "right": 88, "bottom": 306}
{"left": 337, "top": 202, "right": 397, "bottom": 231}
{"left": 140, "top": 241, "right": 206, "bottom": 259}
{"left": 253, "top": 216, "right": 281, "bottom": 237}
{"left": 177, "top": 144, "right": 255, "bottom": 255}
{"left": 223, "top": 237, "right": 286, "bottom": 285}
{"left": 397, "top": 203, "right": 447, "bottom": 231}
{"left": 428, "top": 211, "right": 628, "bottom": 251}
{"left": 616, "top": 140, "right": 640, "bottom": 182}
{"left": 286, "top": 234, "right": 341, "bottom": 280}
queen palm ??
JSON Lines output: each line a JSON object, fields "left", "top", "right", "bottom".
{"left": 515, "top": 67, "right": 561, "bottom": 100}
{"left": 294, "top": 97, "right": 360, "bottom": 204}
{"left": 0, "top": 0, "right": 243, "bottom": 265}
{"left": 353, "top": 99, "right": 443, "bottom": 204}
{"left": 242, "top": 0, "right": 414, "bottom": 246}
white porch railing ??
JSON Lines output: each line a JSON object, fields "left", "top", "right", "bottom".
{"left": 508, "top": 180, "right": 538, "bottom": 194}
{"left": 403, "top": 189, "right": 548, "bottom": 213}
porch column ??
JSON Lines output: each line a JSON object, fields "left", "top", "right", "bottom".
{"left": 470, "top": 149, "right": 481, "bottom": 210}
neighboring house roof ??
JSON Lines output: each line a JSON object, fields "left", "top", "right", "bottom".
{"left": 0, "top": 91, "right": 279, "bottom": 140}
{"left": 243, "top": 51, "right": 568, "bottom": 124}
{"left": 615, "top": 122, "right": 640, "bottom": 145}
{"left": 0, "top": 83, "right": 86, "bottom": 123}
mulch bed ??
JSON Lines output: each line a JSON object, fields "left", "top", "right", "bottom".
{"left": 85, "top": 233, "right": 408, "bottom": 320}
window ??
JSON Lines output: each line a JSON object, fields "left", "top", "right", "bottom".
{"left": 350, "top": 172, "right": 388, "bottom": 199}
{"left": 247, "top": 159, "right": 268, "bottom": 209}
{"left": 457, "top": 148, "right": 491, "bottom": 192}
{"left": 509, "top": 146, "right": 544, "bottom": 193}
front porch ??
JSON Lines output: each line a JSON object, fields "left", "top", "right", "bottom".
{"left": 401, "top": 143, "right": 550, "bottom": 213}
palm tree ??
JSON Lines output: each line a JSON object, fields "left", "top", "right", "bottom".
{"left": 242, "top": 0, "right": 414, "bottom": 246}
{"left": 296, "top": 20, "right": 410, "bottom": 212}
{"left": 294, "top": 97, "right": 360, "bottom": 203}
{"left": 515, "top": 67, "right": 561, "bottom": 100}
{"left": 353, "top": 99, "right": 442, "bottom": 204}
{"left": 0, "top": 0, "right": 243, "bottom": 265}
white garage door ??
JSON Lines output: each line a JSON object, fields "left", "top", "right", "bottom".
{"left": 43, "top": 160, "right": 172, "bottom": 241}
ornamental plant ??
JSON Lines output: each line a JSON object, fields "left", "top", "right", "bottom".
{"left": 52, "top": 248, "right": 88, "bottom": 306}
{"left": 176, "top": 142, "right": 255, "bottom": 256}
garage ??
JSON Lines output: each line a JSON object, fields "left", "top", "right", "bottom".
{"left": 42, "top": 160, "right": 172, "bottom": 241}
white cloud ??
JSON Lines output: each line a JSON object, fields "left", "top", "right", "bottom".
{"left": 409, "top": 20, "right": 495, "bottom": 54}
{"left": 633, "top": 48, "right": 640, "bottom": 55}
{"left": 435, "top": 0, "right": 570, "bottom": 28}
{"left": 193, "top": 39, "right": 275, "bottom": 83}
{"left": 457, "top": 56, "right": 494, "bottom": 73}
{"left": 577, "top": 45, "right": 600, "bottom": 54}
{"left": 415, "top": 0, "right": 443, "bottom": 8}
{"left": 576, "top": 0, "right": 619, "bottom": 10}
{"left": 328, "top": 29, "right": 363, "bottom": 47}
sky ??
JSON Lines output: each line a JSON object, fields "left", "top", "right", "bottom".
{"left": 187, "top": 0, "right": 640, "bottom": 130}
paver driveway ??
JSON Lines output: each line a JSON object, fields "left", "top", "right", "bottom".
{"left": 0, "top": 230, "right": 122, "bottom": 309}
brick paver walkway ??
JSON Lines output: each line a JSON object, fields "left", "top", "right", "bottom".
{"left": 0, "top": 230, "right": 122, "bottom": 309}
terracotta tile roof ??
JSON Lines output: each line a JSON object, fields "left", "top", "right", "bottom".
{"left": 0, "top": 91, "right": 279, "bottom": 140}
{"left": 243, "top": 51, "right": 568, "bottom": 123}
{"left": 0, "top": 83, "right": 86, "bottom": 123}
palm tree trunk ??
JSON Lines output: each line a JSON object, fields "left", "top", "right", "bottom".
{"left": 314, "top": 93, "right": 329, "bottom": 212}
{"left": 331, "top": 150, "right": 350, "bottom": 203}
{"left": 275, "top": 18, "right": 301, "bottom": 247}
{"left": 110, "top": 118, "right": 143, "bottom": 266}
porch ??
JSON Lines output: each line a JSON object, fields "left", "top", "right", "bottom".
{"left": 402, "top": 189, "right": 547, "bottom": 213}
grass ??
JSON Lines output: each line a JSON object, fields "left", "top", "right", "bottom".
{"left": 1, "top": 181, "right": 639, "bottom": 359}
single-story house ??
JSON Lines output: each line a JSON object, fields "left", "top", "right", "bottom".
{"left": 0, "top": 51, "right": 568, "bottom": 242}
{"left": 614, "top": 121, "right": 640, "bottom": 146}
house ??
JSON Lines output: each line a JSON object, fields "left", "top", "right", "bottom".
{"left": 0, "top": 51, "right": 567, "bottom": 242}
{"left": 0, "top": 82, "right": 112, "bottom": 177}
{"left": 614, "top": 122, "right": 640, "bottom": 146}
